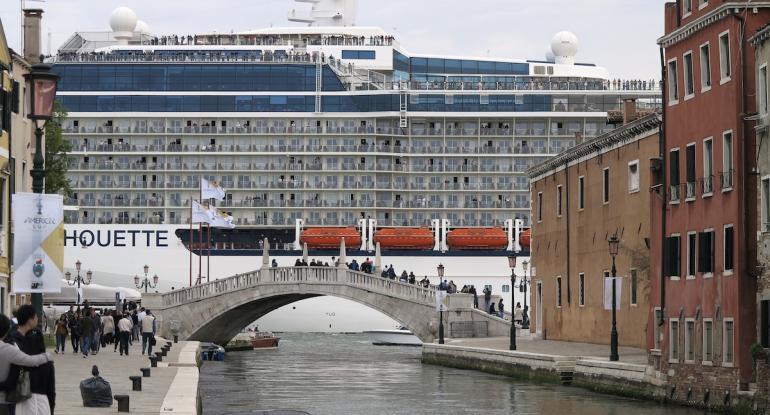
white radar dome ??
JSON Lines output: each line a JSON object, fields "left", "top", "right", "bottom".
{"left": 135, "top": 20, "right": 151, "bottom": 35}
{"left": 550, "top": 31, "right": 579, "bottom": 64}
{"left": 545, "top": 48, "right": 555, "bottom": 63}
{"left": 110, "top": 7, "right": 138, "bottom": 33}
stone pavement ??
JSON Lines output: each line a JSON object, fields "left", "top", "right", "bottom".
{"left": 448, "top": 332, "right": 648, "bottom": 364}
{"left": 52, "top": 337, "right": 190, "bottom": 414}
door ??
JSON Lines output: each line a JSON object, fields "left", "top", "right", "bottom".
{"left": 536, "top": 281, "right": 543, "bottom": 336}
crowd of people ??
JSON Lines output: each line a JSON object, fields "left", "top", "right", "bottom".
{"left": 52, "top": 301, "right": 157, "bottom": 358}
{"left": 609, "top": 78, "right": 661, "bottom": 91}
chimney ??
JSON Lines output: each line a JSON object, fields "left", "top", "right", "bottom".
{"left": 23, "top": 9, "right": 44, "bottom": 64}
{"left": 622, "top": 98, "right": 637, "bottom": 125}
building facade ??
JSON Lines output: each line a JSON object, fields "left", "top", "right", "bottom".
{"left": 528, "top": 111, "right": 660, "bottom": 348}
{"left": 649, "top": 1, "right": 770, "bottom": 398}
{"left": 0, "top": 19, "right": 14, "bottom": 315}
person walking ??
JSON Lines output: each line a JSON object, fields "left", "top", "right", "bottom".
{"left": 483, "top": 286, "right": 492, "bottom": 312}
{"left": 470, "top": 285, "right": 478, "bottom": 309}
{"left": 514, "top": 302, "right": 524, "bottom": 326}
{"left": 79, "top": 311, "right": 94, "bottom": 358}
{"left": 68, "top": 311, "right": 80, "bottom": 354}
{"left": 90, "top": 309, "right": 102, "bottom": 355}
{"left": 130, "top": 311, "right": 140, "bottom": 343}
{"left": 141, "top": 310, "right": 156, "bottom": 356}
{"left": 12, "top": 306, "right": 55, "bottom": 415}
{"left": 101, "top": 311, "right": 114, "bottom": 349}
{"left": 116, "top": 313, "right": 133, "bottom": 356}
{"left": 498, "top": 298, "right": 505, "bottom": 319}
{"left": 488, "top": 302, "right": 497, "bottom": 315}
{"left": 54, "top": 315, "right": 68, "bottom": 354}
{"left": 0, "top": 313, "right": 50, "bottom": 415}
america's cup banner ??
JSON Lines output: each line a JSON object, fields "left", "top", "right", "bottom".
{"left": 12, "top": 193, "right": 64, "bottom": 293}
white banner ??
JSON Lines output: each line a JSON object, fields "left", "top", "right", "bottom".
{"left": 435, "top": 290, "right": 449, "bottom": 312}
{"left": 12, "top": 193, "right": 64, "bottom": 293}
{"left": 201, "top": 178, "right": 226, "bottom": 201}
{"left": 603, "top": 276, "right": 622, "bottom": 310}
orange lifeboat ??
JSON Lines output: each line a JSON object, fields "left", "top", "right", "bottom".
{"left": 519, "top": 229, "right": 531, "bottom": 249}
{"left": 446, "top": 228, "right": 508, "bottom": 250}
{"left": 300, "top": 227, "right": 361, "bottom": 249}
{"left": 373, "top": 228, "right": 435, "bottom": 250}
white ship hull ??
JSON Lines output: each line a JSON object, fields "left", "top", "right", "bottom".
{"left": 62, "top": 224, "right": 528, "bottom": 332}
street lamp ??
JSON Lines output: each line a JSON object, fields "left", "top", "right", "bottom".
{"left": 521, "top": 260, "right": 530, "bottom": 329}
{"left": 64, "top": 260, "right": 92, "bottom": 306}
{"left": 437, "top": 263, "right": 445, "bottom": 345}
{"left": 507, "top": 255, "right": 517, "bottom": 351}
{"left": 135, "top": 264, "right": 159, "bottom": 293}
{"left": 608, "top": 233, "right": 620, "bottom": 362}
{"left": 24, "top": 62, "right": 59, "bottom": 323}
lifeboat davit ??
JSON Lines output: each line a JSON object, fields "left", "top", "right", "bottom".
{"left": 446, "top": 228, "right": 508, "bottom": 250}
{"left": 300, "top": 227, "right": 361, "bottom": 249}
{"left": 373, "top": 228, "right": 435, "bottom": 250}
{"left": 519, "top": 229, "right": 531, "bottom": 249}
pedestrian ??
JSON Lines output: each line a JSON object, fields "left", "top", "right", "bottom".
{"left": 101, "top": 310, "right": 114, "bottom": 348}
{"left": 90, "top": 309, "right": 102, "bottom": 354}
{"left": 0, "top": 313, "right": 49, "bottom": 415}
{"left": 483, "top": 286, "right": 491, "bottom": 312}
{"left": 141, "top": 310, "right": 156, "bottom": 355}
{"left": 79, "top": 310, "right": 94, "bottom": 358}
{"left": 498, "top": 298, "right": 505, "bottom": 318}
{"left": 271, "top": 259, "right": 278, "bottom": 268}
{"left": 514, "top": 302, "right": 523, "bottom": 326}
{"left": 470, "top": 285, "right": 478, "bottom": 308}
{"left": 117, "top": 313, "right": 133, "bottom": 356}
{"left": 68, "top": 311, "right": 81, "bottom": 354}
{"left": 11, "top": 306, "right": 55, "bottom": 414}
{"left": 54, "top": 315, "right": 68, "bottom": 354}
{"left": 131, "top": 310, "right": 140, "bottom": 343}
{"left": 488, "top": 302, "right": 497, "bottom": 315}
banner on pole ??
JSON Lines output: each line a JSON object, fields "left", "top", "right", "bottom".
{"left": 603, "top": 276, "right": 622, "bottom": 310}
{"left": 12, "top": 193, "right": 64, "bottom": 293}
{"left": 435, "top": 290, "right": 449, "bottom": 312}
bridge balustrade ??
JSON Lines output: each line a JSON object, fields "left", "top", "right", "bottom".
{"left": 160, "top": 267, "right": 439, "bottom": 307}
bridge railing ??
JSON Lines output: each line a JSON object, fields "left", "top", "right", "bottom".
{"left": 159, "top": 266, "right": 440, "bottom": 308}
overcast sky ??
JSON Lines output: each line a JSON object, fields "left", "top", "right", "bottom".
{"left": 1, "top": 0, "right": 669, "bottom": 79}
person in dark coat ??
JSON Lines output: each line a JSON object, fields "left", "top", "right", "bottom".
{"left": 17, "top": 329, "right": 55, "bottom": 413}
{"left": 68, "top": 312, "right": 81, "bottom": 353}
{"left": 79, "top": 312, "right": 94, "bottom": 357}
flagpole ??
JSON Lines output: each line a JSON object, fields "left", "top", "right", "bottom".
{"left": 189, "top": 196, "right": 193, "bottom": 287}
{"left": 198, "top": 183, "right": 203, "bottom": 285}
{"left": 207, "top": 220, "right": 211, "bottom": 283}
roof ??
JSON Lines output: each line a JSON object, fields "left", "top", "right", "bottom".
{"left": 750, "top": 22, "right": 770, "bottom": 45}
{"left": 528, "top": 112, "right": 662, "bottom": 180}
{"left": 0, "top": 18, "right": 11, "bottom": 69}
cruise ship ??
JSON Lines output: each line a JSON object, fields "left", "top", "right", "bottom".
{"left": 50, "top": 0, "right": 660, "bottom": 331}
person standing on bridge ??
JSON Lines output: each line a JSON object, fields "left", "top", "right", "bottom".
{"left": 498, "top": 298, "right": 504, "bottom": 319}
{"left": 141, "top": 311, "right": 156, "bottom": 356}
{"left": 483, "top": 286, "right": 492, "bottom": 312}
{"left": 470, "top": 285, "right": 478, "bottom": 308}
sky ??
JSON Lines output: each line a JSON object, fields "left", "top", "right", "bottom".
{"left": 1, "top": 0, "right": 670, "bottom": 79}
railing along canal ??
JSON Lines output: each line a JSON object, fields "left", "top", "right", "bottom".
{"left": 160, "top": 267, "right": 437, "bottom": 307}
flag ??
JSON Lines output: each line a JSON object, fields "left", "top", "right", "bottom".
{"left": 201, "top": 178, "right": 226, "bottom": 201}
{"left": 192, "top": 201, "right": 214, "bottom": 224}
{"left": 209, "top": 205, "right": 236, "bottom": 229}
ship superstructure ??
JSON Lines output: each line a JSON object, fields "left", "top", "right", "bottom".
{"left": 51, "top": 3, "right": 660, "bottom": 256}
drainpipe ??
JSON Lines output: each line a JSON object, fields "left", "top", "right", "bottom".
{"left": 659, "top": 46, "right": 668, "bottom": 329}
{"left": 565, "top": 161, "right": 571, "bottom": 305}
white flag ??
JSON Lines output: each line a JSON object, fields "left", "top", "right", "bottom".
{"left": 192, "top": 201, "right": 214, "bottom": 224}
{"left": 201, "top": 178, "right": 226, "bottom": 201}
{"left": 603, "top": 276, "right": 622, "bottom": 310}
{"left": 209, "top": 205, "right": 236, "bottom": 229}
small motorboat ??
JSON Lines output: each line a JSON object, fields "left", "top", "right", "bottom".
{"left": 251, "top": 331, "right": 281, "bottom": 349}
{"left": 363, "top": 327, "right": 422, "bottom": 346}
{"left": 200, "top": 342, "right": 226, "bottom": 361}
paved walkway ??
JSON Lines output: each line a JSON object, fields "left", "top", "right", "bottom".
{"left": 448, "top": 333, "right": 648, "bottom": 364}
{"left": 52, "top": 337, "right": 190, "bottom": 414}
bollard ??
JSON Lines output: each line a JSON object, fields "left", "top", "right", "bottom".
{"left": 166, "top": 341, "right": 172, "bottom": 348}
{"left": 129, "top": 375, "right": 142, "bottom": 391}
{"left": 173, "top": 335, "right": 178, "bottom": 343}
{"left": 155, "top": 351, "right": 163, "bottom": 362}
{"left": 114, "top": 395, "right": 130, "bottom": 412}
{"left": 149, "top": 356, "right": 157, "bottom": 367}
{"left": 161, "top": 347, "right": 168, "bottom": 357}
{"left": 141, "top": 367, "right": 151, "bottom": 378}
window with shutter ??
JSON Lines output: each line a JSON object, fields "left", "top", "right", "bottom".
{"left": 11, "top": 80, "right": 19, "bottom": 114}
{"left": 724, "top": 225, "right": 734, "bottom": 272}
{"left": 762, "top": 300, "right": 770, "bottom": 348}
{"left": 665, "top": 236, "right": 681, "bottom": 277}
{"left": 698, "top": 231, "right": 715, "bottom": 273}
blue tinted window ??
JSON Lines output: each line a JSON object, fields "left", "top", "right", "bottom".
{"left": 342, "top": 50, "right": 376, "bottom": 59}
{"left": 411, "top": 57, "right": 428, "bottom": 74}
{"left": 461, "top": 60, "right": 479, "bottom": 74}
{"left": 393, "top": 50, "right": 410, "bottom": 73}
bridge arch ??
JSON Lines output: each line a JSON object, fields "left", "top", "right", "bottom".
{"left": 144, "top": 267, "right": 510, "bottom": 346}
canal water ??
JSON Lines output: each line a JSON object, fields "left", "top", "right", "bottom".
{"left": 200, "top": 333, "right": 703, "bottom": 415}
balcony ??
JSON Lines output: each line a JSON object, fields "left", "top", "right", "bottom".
{"left": 721, "top": 170, "right": 733, "bottom": 190}
{"left": 685, "top": 181, "right": 696, "bottom": 200}
{"left": 670, "top": 184, "right": 681, "bottom": 203}
{"left": 701, "top": 176, "right": 714, "bottom": 195}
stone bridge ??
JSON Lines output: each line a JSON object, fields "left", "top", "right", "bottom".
{"left": 142, "top": 266, "right": 511, "bottom": 345}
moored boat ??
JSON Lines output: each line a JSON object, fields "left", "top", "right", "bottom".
{"left": 251, "top": 332, "right": 281, "bottom": 349}
{"left": 363, "top": 328, "right": 422, "bottom": 346}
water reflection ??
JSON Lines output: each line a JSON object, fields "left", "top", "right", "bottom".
{"left": 200, "top": 333, "right": 702, "bottom": 415}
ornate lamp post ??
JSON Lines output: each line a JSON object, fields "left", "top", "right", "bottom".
{"left": 608, "top": 233, "right": 620, "bottom": 362}
{"left": 64, "top": 260, "right": 92, "bottom": 306}
{"left": 134, "top": 264, "right": 159, "bottom": 293}
{"left": 437, "top": 263, "right": 445, "bottom": 344}
{"left": 24, "top": 62, "right": 59, "bottom": 322}
{"left": 507, "top": 255, "right": 517, "bottom": 350}
{"left": 521, "top": 260, "right": 530, "bottom": 329}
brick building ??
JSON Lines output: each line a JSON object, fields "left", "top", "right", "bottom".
{"left": 649, "top": 1, "right": 770, "bottom": 399}
{"left": 528, "top": 110, "right": 661, "bottom": 348}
